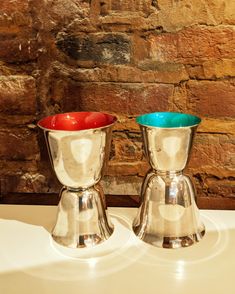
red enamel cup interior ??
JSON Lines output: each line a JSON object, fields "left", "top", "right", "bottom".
{"left": 38, "top": 112, "right": 117, "bottom": 131}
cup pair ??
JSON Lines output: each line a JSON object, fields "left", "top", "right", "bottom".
{"left": 38, "top": 111, "right": 205, "bottom": 250}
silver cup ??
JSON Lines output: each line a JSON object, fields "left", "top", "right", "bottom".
{"left": 38, "top": 112, "right": 116, "bottom": 248}
{"left": 133, "top": 112, "right": 205, "bottom": 248}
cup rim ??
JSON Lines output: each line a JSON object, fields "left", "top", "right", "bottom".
{"left": 136, "top": 112, "right": 201, "bottom": 129}
{"left": 38, "top": 111, "right": 117, "bottom": 132}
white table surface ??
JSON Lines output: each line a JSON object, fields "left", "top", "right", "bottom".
{"left": 0, "top": 205, "right": 234, "bottom": 294}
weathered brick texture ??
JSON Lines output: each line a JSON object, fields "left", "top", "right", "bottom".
{"left": 56, "top": 81, "right": 173, "bottom": 114}
{"left": 0, "top": 0, "right": 235, "bottom": 208}
{"left": 149, "top": 27, "right": 235, "bottom": 63}
{"left": 187, "top": 80, "right": 235, "bottom": 117}
{"left": 0, "top": 0, "right": 37, "bottom": 63}
{"left": 56, "top": 33, "right": 131, "bottom": 64}
{"left": 0, "top": 128, "right": 39, "bottom": 161}
{"left": 0, "top": 76, "right": 36, "bottom": 114}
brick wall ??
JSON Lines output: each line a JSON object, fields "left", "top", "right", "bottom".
{"left": 0, "top": 0, "right": 234, "bottom": 208}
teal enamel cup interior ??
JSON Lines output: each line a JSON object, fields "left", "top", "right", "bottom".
{"left": 136, "top": 112, "right": 201, "bottom": 128}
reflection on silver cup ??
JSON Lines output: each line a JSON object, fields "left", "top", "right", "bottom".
{"left": 133, "top": 112, "right": 205, "bottom": 249}
{"left": 38, "top": 112, "right": 116, "bottom": 249}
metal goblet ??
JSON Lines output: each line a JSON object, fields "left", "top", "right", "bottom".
{"left": 38, "top": 112, "right": 116, "bottom": 249}
{"left": 133, "top": 112, "right": 205, "bottom": 249}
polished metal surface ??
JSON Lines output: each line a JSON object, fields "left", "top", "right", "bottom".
{"left": 52, "top": 185, "right": 113, "bottom": 248}
{"left": 133, "top": 171, "right": 205, "bottom": 248}
{"left": 44, "top": 126, "right": 112, "bottom": 189}
{"left": 133, "top": 113, "right": 205, "bottom": 248}
{"left": 38, "top": 112, "right": 116, "bottom": 249}
{"left": 140, "top": 125, "right": 197, "bottom": 172}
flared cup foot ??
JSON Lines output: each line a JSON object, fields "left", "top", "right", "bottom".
{"left": 52, "top": 232, "right": 110, "bottom": 249}
{"left": 51, "top": 186, "right": 114, "bottom": 249}
{"left": 133, "top": 228, "right": 205, "bottom": 249}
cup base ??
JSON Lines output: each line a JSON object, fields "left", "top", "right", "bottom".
{"left": 51, "top": 186, "right": 114, "bottom": 249}
{"left": 52, "top": 233, "right": 105, "bottom": 249}
{"left": 133, "top": 227, "right": 206, "bottom": 249}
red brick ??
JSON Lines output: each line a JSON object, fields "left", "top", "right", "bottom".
{"left": 198, "top": 118, "right": 235, "bottom": 135}
{"left": 0, "top": 128, "right": 39, "bottom": 161}
{"left": 14, "top": 172, "right": 50, "bottom": 194}
{"left": 56, "top": 33, "right": 131, "bottom": 64}
{"left": 188, "top": 134, "right": 235, "bottom": 176}
{"left": 197, "top": 197, "right": 235, "bottom": 210}
{"left": 203, "top": 59, "right": 235, "bottom": 79}
{"left": 0, "top": 76, "right": 36, "bottom": 115}
{"left": 178, "top": 27, "right": 235, "bottom": 60}
{"left": 185, "top": 64, "right": 205, "bottom": 79}
{"left": 0, "top": 160, "right": 38, "bottom": 176}
{"left": 0, "top": 1, "right": 32, "bottom": 32}
{"left": 149, "top": 27, "right": 235, "bottom": 63}
{"left": 61, "top": 82, "right": 173, "bottom": 115}
{"left": 114, "top": 116, "right": 139, "bottom": 132}
{"left": 106, "top": 161, "right": 149, "bottom": 177}
{"left": 132, "top": 35, "right": 150, "bottom": 64}
{"left": 170, "top": 83, "right": 188, "bottom": 112}
{"left": 0, "top": 115, "right": 36, "bottom": 127}
{"left": 102, "top": 175, "right": 143, "bottom": 195}
{"left": 0, "top": 38, "right": 38, "bottom": 63}
{"left": 69, "top": 64, "right": 188, "bottom": 84}
{"left": 99, "top": 14, "right": 147, "bottom": 32}
{"left": 155, "top": 1, "right": 235, "bottom": 31}
{"left": 149, "top": 33, "right": 178, "bottom": 62}
{"left": 193, "top": 176, "right": 235, "bottom": 205}
{"left": 0, "top": 0, "right": 29, "bottom": 14}
{"left": 0, "top": 172, "right": 55, "bottom": 194}
{"left": 110, "top": 0, "right": 151, "bottom": 13}
{"left": 206, "top": 178, "right": 235, "bottom": 198}
{"left": 187, "top": 80, "right": 235, "bottom": 117}
{"left": 0, "top": 1, "right": 37, "bottom": 63}
{"left": 35, "top": 0, "right": 91, "bottom": 31}
{"left": 0, "top": 14, "right": 31, "bottom": 29}
{"left": 111, "top": 137, "right": 143, "bottom": 162}
{"left": 137, "top": 61, "right": 188, "bottom": 83}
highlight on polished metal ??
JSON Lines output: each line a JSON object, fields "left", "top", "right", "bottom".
{"left": 133, "top": 112, "right": 205, "bottom": 249}
{"left": 38, "top": 112, "right": 117, "bottom": 249}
